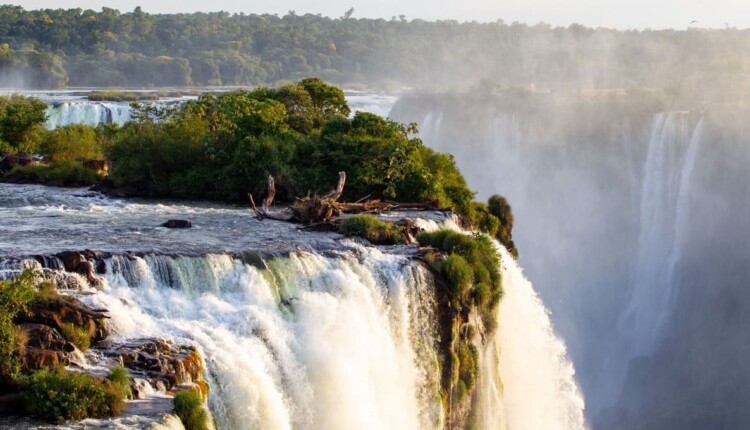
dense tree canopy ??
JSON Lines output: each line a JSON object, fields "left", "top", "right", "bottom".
{"left": 0, "top": 5, "right": 747, "bottom": 99}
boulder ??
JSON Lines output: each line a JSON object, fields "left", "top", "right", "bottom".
{"left": 161, "top": 219, "right": 192, "bottom": 229}
{"left": 18, "top": 295, "right": 110, "bottom": 342}
{"left": 54, "top": 251, "right": 104, "bottom": 287}
{"left": 19, "top": 323, "right": 76, "bottom": 370}
{"left": 105, "top": 339, "right": 204, "bottom": 392}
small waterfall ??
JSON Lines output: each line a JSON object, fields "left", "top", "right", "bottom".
{"left": 85, "top": 249, "right": 441, "bottom": 430}
{"left": 46, "top": 101, "right": 133, "bottom": 129}
{"left": 481, "top": 245, "right": 587, "bottom": 430}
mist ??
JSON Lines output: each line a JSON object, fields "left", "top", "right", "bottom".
{"left": 390, "top": 88, "right": 750, "bottom": 429}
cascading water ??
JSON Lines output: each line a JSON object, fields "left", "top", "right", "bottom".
{"left": 619, "top": 112, "right": 704, "bottom": 357}
{"left": 480, "top": 246, "right": 587, "bottom": 430}
{"left": 46, "top": 101, "right": 133, "bottom": 129}
{"left": 84, "top": 246, "right": 442, "bottom": 430}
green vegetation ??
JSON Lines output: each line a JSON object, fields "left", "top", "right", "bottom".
{"left": 8, "top": 162, "right": 103, "bottom": 186}
{"left": 105, "top": 79, "right": 478, "bottom": 220}
{"left": 337, "top": 215, "right": 403, "bottom": 245}
{"left": 19, "top": 366, "right": 126, "bottom": 423}
{"left": 106, "top": 366, "right": 133, "bottom": 400}
{"left": 60, "top": 322, "right": 91, "bottom": 352}
{"left": 40, "top": 124, "right": 103, "bottom": 163}
{"left": 173, "top": 389, "right": 209, "bottom": 430}
{"left": 0, "top": 6, "right": 747, "bottom": 101}
{"left": 417, "top": 230, "right": 502, "bottom": 330}
{"left": 88, "top": 91, "right": 159, "bottom": 102}
{"left": 0, "top": 270, "right": 35, "bottom": 381}
{"left": 417, "top": 230, "right": 502, "bottom": 418}
{"left": 0, "top": 95, "right": 47, "bottom": 154}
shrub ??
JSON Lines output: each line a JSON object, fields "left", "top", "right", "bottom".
{"left": 10, "top": 161, "right": 102, "bottom": 186}
{"left": 60, "top": 323, "right": 91, "bottom": 352}
{"left": 173, "top": 389, "right": 209, "bottom": 430}
{"left": 39, "top": 124, "right": 103, "bottom": 163}
{"left": 19, "top": 367, "right": 125, "bottom": 423}
{"left": 107, "top": 366, "right": 132, "bottom": 400}
{"left": 417, "top": 230, "right": 502, "bottom": 332}
{"left": 0, "top": 270, "right": 36, "bottom": 381}
{"left": 337, "top": 215, "right": 404, "bottom": 245}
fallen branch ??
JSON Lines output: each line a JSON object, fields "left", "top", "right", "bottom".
{"left": 249, "top": 172, "right": 440, "bottom": 225}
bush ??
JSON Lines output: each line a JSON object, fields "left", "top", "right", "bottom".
{"left": 39, "top": 124, "right": 103, "bottom": 163}
{"left": 417, "top": 230, "right": 502, "bottom": 332}
{"left": 0, "top": 270, "right": 36, "bottom": 381}
{"left": 337, "top": 215, "right": 403, "bottom": 245}
{"left": 10, "top": 161, "right": 102, "bottom": 186}
{"left": 20, "top": 367, "right": 125, "bottom": 423}
{"left": 173, "top": 389, "right": 209, "bottom": 430}
{"left": 107, "top": 366, "right": 132, "bottom": 400}
{"left": 60, "top": 323, "right": 91, "bottom": 352}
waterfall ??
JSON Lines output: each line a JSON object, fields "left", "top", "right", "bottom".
{"left": 84, "top": 247, "right": 442, "bottom": 430}
{"left": 481, "top": 245, "right": 587, "bottom": 430}
{"left": 620, "top": 112, "right": 704, "bottom": 356}
{"left": 45, "top": 101, "right": 133, "bottom": 129}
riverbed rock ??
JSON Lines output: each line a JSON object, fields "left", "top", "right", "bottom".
{"left": 54, "top": 251, "right": 104, "bottom": 287}
{"left": 161, "top": 219, "right": 192, "bottom": 229}
{"left": 18, "top": 295, "right": 110, "bottom": 342}
{"left": 105, "top": 339, "right": 204, "bottom": 392}
{"left": 19, "top": 323, "right": 76, "bottom": 370}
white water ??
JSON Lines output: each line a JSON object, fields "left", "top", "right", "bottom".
{"left": 84, "top": 246, "right": 441, "bottom": 430}
{"left": 69, "top": 235, "right": 586, "bottom": 430}
{"left": 46, "top": 101, "right": 133, "bottom": 128}
{"left": 620, "top": 113, "right": 704, "bottom": 357}
{"left": 481, "top": 246, "right": 587, "bottom": 430}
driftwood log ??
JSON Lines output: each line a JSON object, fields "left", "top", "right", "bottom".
{"left": 249, "top": 172, "right": 443, "bottom": 225}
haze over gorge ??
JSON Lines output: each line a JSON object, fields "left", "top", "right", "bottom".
{"left": 0, "top": 3, "right": 749, "bottom": 430}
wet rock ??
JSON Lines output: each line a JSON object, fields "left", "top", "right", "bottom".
{"left": 19, "top": 323, "right": 76, "bottom": 370}
{"left": 104, "top": 339, "right": 204, "bottom": 392}
{"left": 18, "top": 295, "right": 110, "bottom": 342}
{"left": 161, "top": 219, "right": 192, "bottom": 229}
{"left": 54, "top": 251, "right": 104, "bottom": 287}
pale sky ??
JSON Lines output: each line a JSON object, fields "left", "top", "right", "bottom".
{"left": 11, "top": 0, "right": 750, "bottom": 30}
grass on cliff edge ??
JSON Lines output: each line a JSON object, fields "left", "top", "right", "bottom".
{"left": 174, "top": 389, "right": 210, "bottom": 430}
{"left": 337, "top": 215, "right": 404, "bottom": 245}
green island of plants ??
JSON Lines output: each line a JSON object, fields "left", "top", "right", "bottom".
{"left": 417, "top": 229, "right": 503, "bottom": 426}
{"left": 337, "top": 215, "right": 404, "bottom": 245}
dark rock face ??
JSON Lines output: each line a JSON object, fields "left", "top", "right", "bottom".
{"left": 54, "top": 251, "right": 105, "bottom": 287}
{"left": 161, "top": 220, "right": 192, "bottom": 229}
{"left": 18, "top": 296, "right": 110, "bottom": 342}
{"left": 19, "top": 323, "right": 76, "bottom": 370}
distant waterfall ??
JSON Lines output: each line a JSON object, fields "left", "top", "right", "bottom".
{"left": 45, "top": 101, "right": 133, "bottom": 129}
{"left": 620, "top": 112, "right": 704, "bottom": 356}
{"left": 481, "top": 245, "right": 587, "bottom": 430}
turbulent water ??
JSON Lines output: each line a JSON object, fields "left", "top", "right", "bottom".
{"left": 0, "top": 183, "right": 585, "bottom": 429}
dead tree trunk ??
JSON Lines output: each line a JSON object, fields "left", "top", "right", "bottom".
{"left": 249, "top": 171, "right": 441, "bottom": 225}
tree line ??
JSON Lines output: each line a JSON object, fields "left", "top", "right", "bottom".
{"left": 0, "top": 5, "right": 747, "bottom": 99}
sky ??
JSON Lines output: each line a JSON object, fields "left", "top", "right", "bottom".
{"left": 11, "top": 0, "right": 750, "bottom": 30}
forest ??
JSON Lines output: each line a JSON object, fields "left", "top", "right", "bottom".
{"left": 0, "top": 5, "right": 748, "bottom": 100}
